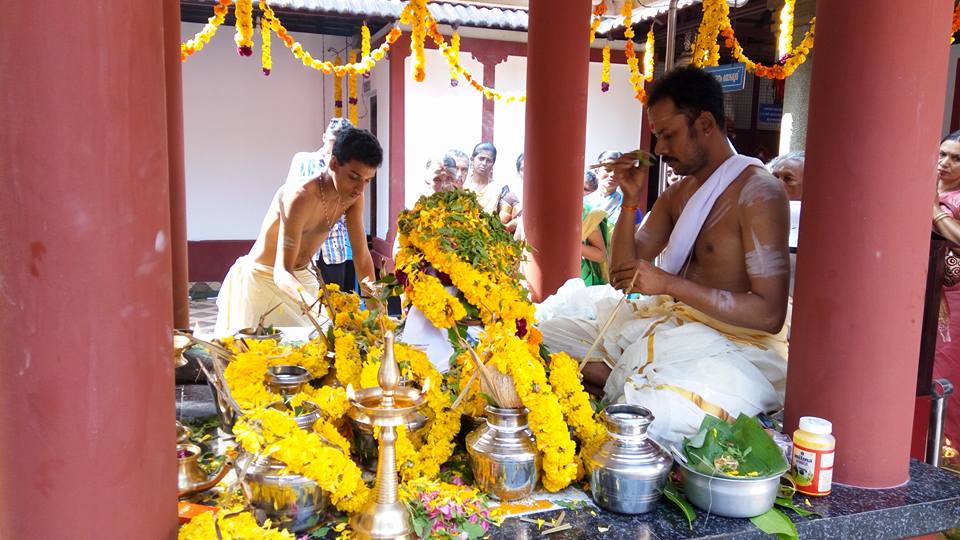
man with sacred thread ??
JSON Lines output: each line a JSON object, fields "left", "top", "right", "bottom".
{"left": 214, "top": 127, "right": 382, "bottom": 336}
{"left": 540, "top": 66, "right": 790, "bottom": 446}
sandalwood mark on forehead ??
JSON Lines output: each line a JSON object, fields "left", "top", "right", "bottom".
{"left": 739, "top": 178, "right": 784, "bottom": 208}
{"left": 745, "top": 231, "right": 789, "bottom": 278}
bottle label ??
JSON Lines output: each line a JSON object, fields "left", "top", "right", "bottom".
{"left": 792, "top": 442, "right": 834, "bottom": 496}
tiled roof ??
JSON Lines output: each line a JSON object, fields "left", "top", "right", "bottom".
{"left": 597, "top": 0, "right": 701, "bottom": 35}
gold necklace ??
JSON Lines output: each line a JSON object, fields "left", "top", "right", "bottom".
{"left": 318, "top": 174, "right": 343, "bottom": 229}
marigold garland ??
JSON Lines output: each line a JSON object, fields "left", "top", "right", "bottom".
{"left": 348, "top": 49, "right": 359, "bottom": 125}
{"left": 334, "top": 54, "right": 344, "bottom": 118}
{"left": 448, "top": 31, "right": 461, "bottom": 86}
{"left": 590, "top": 1, "right": 608, "bottom": 44}
{"left": 601, "top": 43, "right": 611, "bottom": 92}
{"left": 361, "top": 23, "right": 372, "bottom": 60}
{"left": 548, "top": 352, "right": 606, "bottom": 471}
{"left": 259, "top": 9, "right": 272, "bottom": 75}
{"left": 776, "top": 0, "right": 795, "bottom": 61}
{"left": 402, "top": 0, "right": 429, "bottom": 81}
{"left": 180, "top": 0, "right": 231, "bottom": 62}
{"left": 234, "top": 0, "right": 254, "bottom": 57}
{"left": 691, "top": 0, "right": 725, "bottom": 67}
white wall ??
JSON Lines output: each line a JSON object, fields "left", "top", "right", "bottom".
{"left": 182, "top": 22, "right": 356, "bottom": 240}
{"left": 403, "top": 47, "right": 484, "bottom": 208}
{"left": 492, "top": 56, "right": 527, "bottom": 196}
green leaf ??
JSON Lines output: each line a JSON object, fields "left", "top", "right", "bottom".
{"left": 461, "top": 520, "right": 486, "bottom": 538}
{"left": 775, "top": 497, "right": 820, "bottom": 518}
{"left": 662, "top": 481, "right": 696, "bottom": 530}
{"left": 308, "top": 526, "right": 330, "bottom": 538}
{"left": 411, "top": 515, "right": 431, "bottom": 539}
{"left": 478, "top": 392, "right": 497, "bottom": 406}
{"left": 682, "top": 414, "right": 788, "bottom": 478}
{"left": 749, "top": 507, "right": 799, "bottom": 540}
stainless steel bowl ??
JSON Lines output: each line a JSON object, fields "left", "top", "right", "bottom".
{"left": 265, "top": 365, "right": 311, "bottom": 397}
{"left": 677, "top": 460, "right": 781, "bottom": 518}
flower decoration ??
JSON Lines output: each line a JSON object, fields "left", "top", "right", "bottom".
{"left": 178, "top": 510, "right": 292, "bottom": 540}
{"left": 361, "top": 22, "right": 372, "bottom": 78}
{"left": 180, "top": 0, "right": 232, "bottom": 62}
{"left": 601, "top": 43, "right": 611, "bottom": 92}
{"left": 590, "top": 1, "right": 608, "bottom": 44}
{"left": 234, "top": 0, "right": 255, "bottom": 57}
{"left": 449, "top": 31, "right": 461, "bottom": 87}
{"left": 401, "top": 478, "right": 501, "bottom": 539}
{"left": 348, "top": 49, "right": 359, "bottom": 125}
{"left": 953, "top": 2, "right": 960, "bottom": 44}
{"left": 402, "top": 0, "right": 429, "bottom": 81}
{"left": 334, "top": 54, "right": 344, "bottom": 118}
{"left": 259, "top": 9, "right": 272, "bottom": 75}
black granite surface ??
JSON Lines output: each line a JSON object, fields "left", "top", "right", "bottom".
{"left": 491, "top": 461, "right": 960, "bottom": 539}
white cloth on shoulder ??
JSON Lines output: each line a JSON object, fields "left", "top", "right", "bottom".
{"left": 658, "top": 154, "right": 764, "bottom": 274}
{"left": 214, "top": 255, "right": 320, "bottom": 337}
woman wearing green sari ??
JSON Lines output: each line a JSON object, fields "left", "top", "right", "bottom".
{"left": 581, "top": 202, "right": 610, "bottom": 286}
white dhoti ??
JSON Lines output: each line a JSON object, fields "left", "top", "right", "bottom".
{"left": 539, "top": 289, "right": 787, "bottom": 448}
{"left": 213, "top": 256, "right": 320, "bottom": 337}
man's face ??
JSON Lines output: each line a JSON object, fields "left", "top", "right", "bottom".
{"left": 329, "top": 157, "right": 377, "bottom": 201}
{"left": 472, "top": 150, "right": 495, "bottom": 176}
{"left": 649, "top": 98, "right": 709, "bottom": 177}
{"left": 453, "top": 158, "right": 469, "bottom": 187}
{"left": 425, "top": 163, "right": 455, "bottom": 193}
{"left": 771, "top": 159, "right": 804, "bottom": 201}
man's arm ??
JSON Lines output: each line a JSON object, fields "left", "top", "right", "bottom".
{"left": 273, "top": 187, "right": 312, "bottom": 302}
{"left": 345, "top": 192, "right": 376, "bottom": 295}
{"left": 647, "top": 175, "right": 790, "bottom": 333}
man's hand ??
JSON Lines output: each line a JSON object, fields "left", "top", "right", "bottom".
{"left": 610, "top": 259, "right": 674, "bottom": 296}
{"left": 606, "top": 157, "right": 650, "bottom": 204}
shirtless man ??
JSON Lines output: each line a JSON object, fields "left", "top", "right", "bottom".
{"left": 214, "top": 127, "right": 381, "bottom": 336}
{"left": 580, "top": 66, "right": 790, "bottom": 403}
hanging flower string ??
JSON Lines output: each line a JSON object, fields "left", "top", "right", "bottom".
{"left": 448, "top": 30, "right": 461, "bottom": 87}
{"left": 619, "top": 0, "right": 654, "bottom": 103}
{"left": 234, "top": 0, "right": 254, "bottom": 56}
{"left": 259, "top": 10, "right": 272, "bottom": 75}
{"left": 334, "top": 54, "right": 344, "bottom": 117}
{"left": 403, "top": 0, "right": 430, "bottom": 81}
{"left": 776, "top": 0, "right": 795, "bottom": 60}
{"left": 590, "top": 1, "right": 608, "bottom": 43}
{"left": 348, "top": 49, "right": 359, "bottom": 125}
{"left": 600, "top": 43, "right": 611, "bottom": 92}
{"left": 261, "top": 0, "right": 401, "bottom": 76}
{"left": 718, "top": 0, "right": 815, "bottom": 79}
{"left": 180, "top": 0, "right": 232, "bottom": 62}
{"left": 361, "top": 22, "right": 372, "bottom": 78}
{"left": 691, "top": 0, "right": 725, "bottom": 67}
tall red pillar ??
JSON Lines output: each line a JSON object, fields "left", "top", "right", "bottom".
{"left": 0, "top": 2, "right": 177, "bottom": 538}
{"left": 166, "top": 0, "right": 191, "bottom": 329}
{"left": 784, "top": 0, "right": 952, "bottom": 487}
{"left": 523, "top": 0, "right": 592, "bottom": 301}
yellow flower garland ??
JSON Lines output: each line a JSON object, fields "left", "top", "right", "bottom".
{"left": 402, "top": 0, "right": 429, "bottom": 81}
{"left": 180, "top": 0, "right": 232, "bottom": 62}
{"left": 548, "top": 352, "right": 605, "bottom": 465}
{"left": 222, "top": 337, "right": 330, "bottom": 411}
{"left": 259, "top": 6, "right": 272, "bottom": 75}
{"left": 348, "top": 49, "right": 359, "bottom": 125}
{"left": 178, "top": 510, "right": 292, "bottom": 540}
{"left": 234, "top": 0, "right": 255, "bottom": 57}
{"left": 589, "top": 1, "right": 607, "bottom": 44}
{"left": 263, "top": 3, "right": 401, "bottom": 77}
{"left": 776, "top": 0, "right": 795, "bottom": 61}
{"left": 692, "top": 0, "right": 725, "bottom": 67}
{"left": 601, "top": 43, "right": 611, "bottom": 93}
{"left": 361, "top": 23, "right": 371, "bottom": 58}
{"left": 448, "top": 31, "right": 461, "bottom": 86}
{"left": 334, "top": 54, "right": 344, "bottom": 118}
{"left": 234, "top": 408, "right": 372, "bottom": 513}
{"left": 334, "top": 330, "right": 362, "bottom": 388}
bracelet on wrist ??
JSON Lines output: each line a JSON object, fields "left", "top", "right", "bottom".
{"left": 935, "top": 212, "right": 952, "bottom": 225}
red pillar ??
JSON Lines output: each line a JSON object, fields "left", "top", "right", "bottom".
{"left": 165, "top": 0, "right": 191, "bottom": 329}
{"left": 0, "top": 2, "right": 177, "bottom": 538}
{"left": 523, "top": 0, "right": 592, "bottom": 301}
{"left": 387, "top": 34, "right": 410, "bottom": 254}
{"left": 784, "top": 0, "right": 952, "bottom": 487}
{"left": 473, "top": 51, "right": 509, "bottom": 144}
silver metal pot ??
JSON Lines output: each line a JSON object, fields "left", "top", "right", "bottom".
{"left": 265, "top": 365, "right": 311, "bottom": 398}
{"left": 266, "top": 400, "right": 320, "bottom": 431}
{"left": 239, "top": 452, "right": 327, "bottom": 533}
{"left": 466, "top": 406, "right": 540, "bottom": 501}
{"left": 586, "top": 404, "right": 672, "bottom": 514}
{"left": 678, "top": 459, "right": 781, "bottom": 518}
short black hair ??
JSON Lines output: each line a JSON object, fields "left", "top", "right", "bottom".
{"left": 445, "top": 149, "right": 469, "bottom": 163}
{"left": 516, "top": 153, "right": 524, "bottom": 173}
{"left": 472, "top": 142, "right": 497, "bottom": 162}
{"left": 647, "top": 66, "right": 726, "bottom": 131}
{"left": 943, "top": 130, "right": 960, "bottom": 143}
{"left": 584, "top": 170, "right": 598, "bottom": 191}
{"left": 426, "top": 155, "right": 457, "bottom": 171}
{"left": 332, "top": 127, "right": 383, "bottom": 168}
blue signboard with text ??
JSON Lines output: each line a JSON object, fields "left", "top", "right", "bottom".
{"left": 705, "top": 63, "right": 746, "bottom": 92}
{"left": 758, "top": 104, "right": 783, "bottom": 124}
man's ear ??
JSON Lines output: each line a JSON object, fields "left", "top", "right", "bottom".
{"left": 697, "top": 111, "right": 714, "bottom": 136}
{"left": 329, "top": 155, "right": 340, "bottom": 171}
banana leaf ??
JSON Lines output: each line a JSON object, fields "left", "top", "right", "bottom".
{"left": 683, "top": 414, "right": 789, "bottom": 478}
